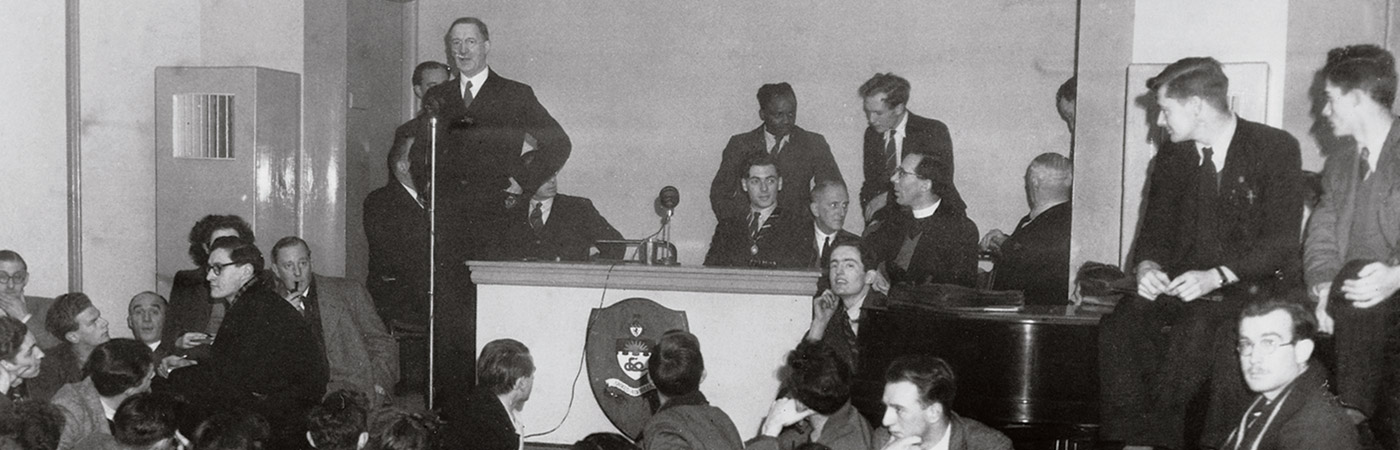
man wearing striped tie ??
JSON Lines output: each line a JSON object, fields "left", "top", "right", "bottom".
{"left": 857, "top": 73, "right": 959, "bottom": 226}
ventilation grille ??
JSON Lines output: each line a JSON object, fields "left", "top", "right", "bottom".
{"left": 173, "top": 94, "right": 235, "bottom": 159}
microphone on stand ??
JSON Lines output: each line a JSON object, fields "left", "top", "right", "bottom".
{"left": 659, "top": 186, "right": 680, "bottom": 222}
{"left": 426, "top": 114, "right": 438, "bottom": 410}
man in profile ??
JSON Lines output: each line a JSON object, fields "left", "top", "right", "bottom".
{"left": 641, "top": 330, "right": 743, "bottom": 450}
{"left": 981, "top": 153, "right": 1073, "bottom": 304}
{"left": 50, "top": 339, "right": 154, "bottom": 449}
{"left": 443, "top": 338, "right": 535, "bottom": 450}
{"left": 30, "top": 292, "right": 111, "bottom": 402}
{"left": 1108, "top": 57, "right": 1303, "bottom": 449}
{"left": 1222, "top": 299, "right": 1359, "bottom": 449}
{"left": 863, "top": 153, "right": 978, "bottom": 287}
{"left": 500, "top": 165, "right": 624, "bottom": 262}
{"left": 807, "top": 179, "right": 858, "bottom": 269}
{"left": 875, "top": 355, "right": 1010, "bottom": 450}
{"left": 0, "top": 250, "right": 58, "bottom": 349}
{"left": 710, "top": 82, "right": 842, "bottom": 221}
{"left": 857, "top": 73, "right": 959, "bottom": 225}
{"left": 0, "top": 316, "right": 45, "bottom": 410}
{"left": 704, "top": 154, "right": 810, "bottom": 268}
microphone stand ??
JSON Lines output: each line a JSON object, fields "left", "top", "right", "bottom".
{"left": 427, "top": 116, "right": 438, "bottom": 410}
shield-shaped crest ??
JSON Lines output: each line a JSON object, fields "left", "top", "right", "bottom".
{"left": 586, "top": 298, "right": 688, "bottom": 440}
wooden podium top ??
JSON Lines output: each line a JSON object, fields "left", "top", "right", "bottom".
{"left": 468, "top": 260, "right": 822, "bottom": 296}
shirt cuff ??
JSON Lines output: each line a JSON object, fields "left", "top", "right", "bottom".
{"left": 1218, "top": 266, "right": 1239, "bottom": 285}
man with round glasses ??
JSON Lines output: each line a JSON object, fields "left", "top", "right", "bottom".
{"left": 0, "top": 250, "right": 59, "bottom": 349}
{"left": 1222, "top": 299, "right": 1358, "bottom": 449}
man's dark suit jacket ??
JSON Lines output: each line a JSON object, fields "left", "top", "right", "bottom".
{"left": 1134, "top": 117, "right": 1303, "bottom": 292}
{"left": 441, "top": 388, "right": 519, "bottom": 450}
{"left": 709, "top": 125, "right": 842, "bottom": 220}
{"left": 1220, "top": 366, "right": 1360, "bottom": 450}
{"left": 27, "top": 342, "right": 80, "bottom": 402}
{"left": 991, "top": 202, "right": 1072, "bottom": 305}
{"left": 502, "top": 194, "right": 624, "bottom": 261}
{"left": 363, "top": 179, "right": 430, "bottom": 326}
{"left": 408, "top": 70, "right": 571, "bottom": 212}
{"left": 703, "top": 207, "right": 810, "bottom": 268}
{"left": 864, "top": 203, "right": 979, "bottom": 287}
{"left": 807, "top": 227, "right": 861, "bottom": 269}
{"left": 860, "top": 113, "right": 961, "bottom": 214}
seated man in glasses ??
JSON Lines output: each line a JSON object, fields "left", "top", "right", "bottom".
{"left": 0, "top": 250, "right": 59, "bottom": 349}
{"left": 1221, "top": 299, "right": 1358, "bottom": 449}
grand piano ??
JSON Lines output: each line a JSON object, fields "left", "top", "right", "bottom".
{"left": 854, "top": 294, "right": 1104, "bottom": 449}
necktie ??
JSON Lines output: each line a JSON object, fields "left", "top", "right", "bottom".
{"left": 885, "top": 130, "right": 899, "bottom": 176}
{"left": 748, "top": 213, "right": 762, "bottom": 240}
{"left": 821, "top": 236, "right": 833, "bottom": 262}
{"left": 1200, "top": 147, "right": 1219, "bottom": 196}
{"left": 771, "top": 136, "right": 783, "bottom": 157}
{"left": 530, "top": 203, "right": 544, "bottom": 231}
{"left": 463, "top": 80, "right": 475, "bottom": 109}
{"left": 290, "top": 295, "right": 306, "bottom": 315}
{"left": 1360, "top": 147, "right": 1372, "bottom": 182}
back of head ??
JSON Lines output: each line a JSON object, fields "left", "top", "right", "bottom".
{"left": 571, "top": 433, "right": 639, "bottom": 450}
{"left": 192, "top": 410, "right": 270, "bottom": 450}
{"left": 86, "top": 339, "right": 154, "bottom": 397}
{"left": 1026, "top": 153, "right": 1073, "bottom": 193}
{"left": 365, "top": 409, "right": 440, "bottom": 450}
{"left": 1056, "top": 76, "right": 1077, "bottom": 103}
{"left": 477, "top": 339, "right": 534, "bottom": 395}
{"left": 1147, "top": 57, "right": 1230, "bottom": 112}
{"left": 1324, "top": 44, "right": 1398, "bottom": 108}
{"left": 308, "top": 389, "right": 369, "bottom": 450}
{"left": 0, "top": 400, "right": 64, "bottom": 450}
{"left": 785, "top": 343, "right": 852, "bottom": 415}
{"left": 0, "top": 317, "right": 28, "bottom": 363}
{"left": 858, "top": 73, "right": 911, "bottom": 107}
{"left": 883, "top": 355, "right": 956, "bottom": 416}
{"left": 113, "top": 392, "right": 185, "bottom": 448}
{"left": 187, "top": 215, "right": 254, "bottom": 267}
{"left": 648, "top": 330, "right": 704, "bottom": 398}
{"left": 45, "top": 292, "right": 92, "bottom": 342}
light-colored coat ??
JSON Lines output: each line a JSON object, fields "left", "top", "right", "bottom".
{"left": 51, "top": 379, "right": 107, "bottom": 450}
{"left": 1305, "top": 119, "right": 1400, "bottom": 286}
{"left": 313, "top": 274, "right": 399, "bottom": 405}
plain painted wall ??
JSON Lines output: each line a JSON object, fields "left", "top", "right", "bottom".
{"left": 413, "top": 0, "right": 1078, "bottom": 266}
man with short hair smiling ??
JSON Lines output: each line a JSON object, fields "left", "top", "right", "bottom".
{"left": 126, "top": 292, "right": 166, "bottom": 353}
{"left": 0, "top": 250, "right": 60, "bottom": 349}
{"left": 704, "top": 153, "right": 809, "bottom": 268}
{"left": 875, "top": 355, "right": 1009, "bottom": 450}
{"left": 51, "top": 338, "right": 155, "bottom": 449}
{"left": 0, "top": 316, "right": 45, "bottom": 410}
{"left": 31, "top": 292, "right": 111, "bottom": 402}
{"left": 864, "top": 153, "right": 979, "bottom": 287}
{"left": 1221, "top": 300, "right": 1359, "bottom": 449}
{"left": 805, "top": 238, "right": 883, "bottom": 370}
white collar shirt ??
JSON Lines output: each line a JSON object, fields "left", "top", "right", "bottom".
{"left": 530, "top": 197, "right": 555, "bottom": 225}
{"left": 764, "top": 130, "right": 790, "bottom": 155}
{"left": 885, "top": 112, "right": 911, "bottom": 162}
{"left": 814, "top": 224, "right": 839, "bottom": 255}
{"left": 459, "top": 67, "right": 490, "bottom": 100}
{"left": 1195, "top": 115, "right": 1237, "bottom": 169}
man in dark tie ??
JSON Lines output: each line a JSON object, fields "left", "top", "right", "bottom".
{"left": 1101, "top": 57, "right": 1303, "bottom": 450}
{"left": 704, "top": 154, "right": 810, "bottom": 268}
{"left": 981, "top": 153, "right": 1073, "bottom": 304}
{"left": 862, "top": 153, "right": 978, "bottom": 288}
{"left": 1221, "top": 300, "right": 1358, "bottom": 450}
{"left": 501, "top": 166, "right": 624, "bottom": 262}
{"left": 804, "top": 237, "right": 884, "bottom": 372}
{"left": 1303, "top": 45, "right": 1400, "bottom": 444}
{"left": 710, "top": 82, "right": 842, "bottom": 221}
{"left": 807, "top": 179, "right": 859, "bottom": 269}
{"left": 857, "top": 73, "right": 959, "bottom": 225}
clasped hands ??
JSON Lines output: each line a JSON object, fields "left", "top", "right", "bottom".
{"left": 1136, "top": 262, "right": 1224, "bottom": 302}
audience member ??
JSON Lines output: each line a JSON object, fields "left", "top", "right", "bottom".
{"left": 190, "top": 411, "right": 269, "bottom": 450}
{"left": 640, "top": 330, "right": 742, "bottom": 450}
{"left": 443, "top": 338, "right": 533, "bottom": 450}
{"left": 863, "top": 153, "right": 979, "bottom": 287}
{"left": 1056, "top": 76, "right": 1076, "bottom": 135}
{"left": 0, "top": 317, "right": 44, "bottom": 410}
{"left": 804, "top": 238, "right": 882, "bottom": 371}
{"left": 749, "top": 343, "right": 872, "bottom": 450}
{"left": 307, "top": 390, "right": 369, "bottom": 450}
{"left": 1221, "top": 300, "right": 1359, "bottom": 449}
{"left": 167, "top": 237, "right": 326, "bottom": 449}
{"left": 704, "top": 154, "right": 809, "bottom": 268}
{"left": 51, "top": 339, "right": 153, "bottom": 449}
{"left": 1, "top": 400, "right": 64, "bottom": 450}
{"left": 982, "top": 153, "right": 1073, "bottom": 304}
{"left": 78, "top": 392, "right": 188, "bottom": 450}
{"left": 165, "top": 215, "right": 255, "bottom": 362}
{"left": 0, "top": 251, "right": 60, "bottom": 349}
{"left": 271, "top": 237, "right": 398, "bottom": 406}
{"left": 710, "top": 82, "right": 842, "bottom": 221}
{"left": 1105, "top": 57, "right": 1304, "bottom": 450}
{"left": 571, "top": 433, "right": 638, "bottom": 450}
{"left": 806, "top": 180, "right": 858, "bottom": 269}
{"left": 500, "top": 164, "right": 624, "bottom": 261}
{"left": 875, "top": 355, "right": 1010, "bottom": 450}
{"left": 857, "top": 73, "right": 960, "bottom": 224}
{"left": 125, "top": 294, "right": 165, "bottom": 355}
{"left": 364, "top": 409, "right": 439, "bottom": 450}
{"left": 30, "top": 293, "right": 110, "bottom": 402}
{"left": 1303, "top": 44, "right": 1400, "bottom": 443}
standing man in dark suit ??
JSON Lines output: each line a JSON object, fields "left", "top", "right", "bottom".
{"left": 863, "top": 153, "right": 978, "bottom": 288}
{"left": 857, "top": 73, "right": 959, "bottom": 225}
{"left": 0, "top": 251, "right": 59, "bottom": 349}
{"left": 1102, "top": 57, "right": 1303, "bottom": 450}
{"left": 807, "top": 179, "right": 859, "bottom": 269}
{"left": 704, "top": 154, "right": 810, "bottom": 268}
{"left": 710, "top": 82, "right": 842, "bottom": 221}
{"left": 501, "top": 167, "right": 624, "bottom": 262}
{"left": 365, "top": 121, "right": 431, "bottom": 328}
{"left": 982, "top": 153, "right": 1073, "bottom": 304}
{"left": 408, "top": 16, "right": 571, "bottom": 403}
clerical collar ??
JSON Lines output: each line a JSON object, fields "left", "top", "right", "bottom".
{"left": 1194, "top": 115, "right": 1237, "bottom": 169}
{"left": 459, "top": 66, "right": 490, "bottom": 99}
{"left": 911, "top": 199, "right": 941, "bottom": 219}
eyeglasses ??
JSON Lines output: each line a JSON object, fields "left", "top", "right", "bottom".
{"left": 206, "top": 262, "right": 239, "bottom": 276}
{"left": 0, "top": 272, "right": 27, "bottom": 286}
{"left": 893, "top": 168, "right": 918, "bottom": 179}
{"left": 1237, "top": 337, "right": 1296, "bottom": 356}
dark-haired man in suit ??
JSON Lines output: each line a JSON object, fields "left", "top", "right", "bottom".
{"left": 863, "top": 153, "right": 978, "bottom": 288}
{"left": 502, "top": 167, "right": 624, "bottom": 262}
{"left": 1103, "top": 57, "right": 1303, "bottom": 450}
{"left": 0, "top": 251, "right": 58, "bottom": 350}
{"left": 710, "top": 82, "right": 842, "bottom": 221}
{"left": 704, "top": 154, "right": 810, "bottom": 269}
{"left": 857, "top": 73, "right": 960, "bottom": 225}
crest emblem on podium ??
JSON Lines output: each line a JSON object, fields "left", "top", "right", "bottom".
{"left": 586, "top": 298, "right": 688, "bottom": 440}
